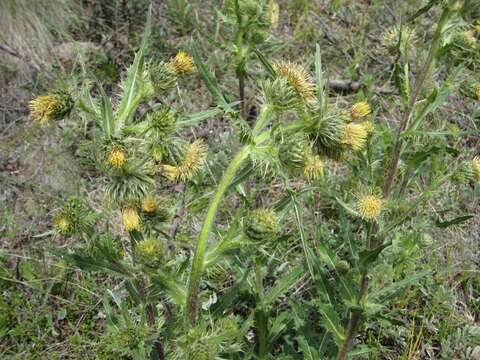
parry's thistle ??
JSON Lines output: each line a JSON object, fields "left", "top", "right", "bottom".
{"left": 122, "top": 207, "right": 140, "bottom": 231}
{"left": 244, "top": 208, "right": 279, "bottom": 241}
{"left": 303, "top": 155, "right": 324, "bottom": 181}
{"left": 142, "top": 196, "right": 158, "bottom": 213}
{"left": 350, "top": 101, "right": 372, "bottom": 120}
{"left": 457, "top": 30, "right": 477, "bottom": 48}
{"left": 382, "top": 25, "right": 416, "bottom": 55}
{"left": 168, "top": 51, "right": 196, "bottom": 75}
{"left": 474, "top": 84, "right": 480, "bottom": 100}
{"left": 162, "top": 139, "right": 208, "bottom": 182}
{"left": 452, "top": 161, "right": 475, "bottom": 184}
{"left": 136, "top": 238, "right": 164, "bottom": 267}
{"left": 29, "top": 92, "right": 73, "bottom": 124}
{"left": 54, "top": 215, "right": 73, "bottom": 235}
{"left": 356, "top": 195, "right": 383, "bottom": 221}
{"left": 341, "top": 123, "right": 368, "bottom": 151}
{"left": 106, "top": 145, "right": 126, "bottom": 169}
{"left": 274, "top": 61, "right": 315, "bottom": 101}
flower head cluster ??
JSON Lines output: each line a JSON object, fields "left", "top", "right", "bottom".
{"left": 29, "top": 92, "right": 73, "bottom": 124}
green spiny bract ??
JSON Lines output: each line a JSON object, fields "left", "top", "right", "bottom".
{"left": 187, "top": 340, "right": 214, "bottom": 360}
{"left": 305, "top": 105, "right": 348, "bottom": 160}
{"left": 149, "top": 61, "right": 178, "bottom": 94}
{"left": 136, "top": 238, "right": 165, "bottom": 268}
{"left": 53, "top": 197, "right": 96, "bottom": 236}
{"left": 146, "top": 108, "right": 176, "bottom": 140}
{"left": 278, "top": 136, "right": 312, "bottom": 174}
{"left": 244, "top": 208, "right": 279, "bottom": 242}
{"left": 262, "top": 77, "right": 301, "bottom": 111}
{"left": 105, "top": 160, "right": 155, "bottom": 206}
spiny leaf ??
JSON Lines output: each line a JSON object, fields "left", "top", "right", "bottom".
{"left": 316, "top": 303, "right": 345, "bottom": 345}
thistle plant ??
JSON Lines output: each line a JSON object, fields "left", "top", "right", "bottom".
{"left": 29, "top": 1, "right": 480, "bottom": 359}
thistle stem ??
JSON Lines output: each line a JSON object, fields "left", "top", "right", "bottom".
{"left": 337, "top": 8, "right": 452, "bottom": 360}
{"left": 185, "top": 145, "right": 251, "bottom": 326}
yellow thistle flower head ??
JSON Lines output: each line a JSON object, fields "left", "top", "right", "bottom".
{"left": 168, "top": 51, "right": 196, "bottom": 75}
{"left": 142, "top": 196, "right": 157, "bottom": 213}
{"left": 274, "top": 61, "right": 315, "bottom": 101}
{"left": 361, "top": 120, "right": 375, "bottom": 135}
{"left": 54, "top": 216, "right": 72, "bottom": 235}
{"left": 267, "top": 0, "right": 279, "bottom": 29}
{"left": 471, "top": 156, "right": 480, "bottom": 181}
{"left": 357, "top": 195, "right": 383, "bottom": 221}
{"left": 341, "top": 123, "right": 368, "bottom": 151}
{"left": 122, "top": 207, "right": 140, "bottom": 231}
{"left": 29, "top": 92, "right": 73, "bottom": 124}
{"left": 106, "top": 146, "right": 125, "bottom": 169}
{"left": 162, "top": 139, "right": 208, "bottom": 182}
{"left": 350, "top": 101, "right": 371, "bottom": 120}
{"left": 303, "top": 155, "right": 324, "bottom": 181}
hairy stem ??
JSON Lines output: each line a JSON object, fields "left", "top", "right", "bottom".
{"left": 185, "top": 146, "right": 251, "bottom": 326}
{"left": 383, "top": 8, "right": 451, "bottom": 198}
{"left": 338, "top": 8, "right": 452, "bottom": 360}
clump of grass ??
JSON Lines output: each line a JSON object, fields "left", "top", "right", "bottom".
{"left": 0, "top": 0, "right": 76, "bottom": 74}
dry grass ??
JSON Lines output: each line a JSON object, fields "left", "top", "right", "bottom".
{"left": 0, "top": 0, "right": 76, "bottom": 76}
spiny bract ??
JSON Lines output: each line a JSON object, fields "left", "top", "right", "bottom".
{"left": 274, "top": 61, "right": 315, "bottom": 101}
{"left": 244, "top": 208, "right": 279, "bottom": 241}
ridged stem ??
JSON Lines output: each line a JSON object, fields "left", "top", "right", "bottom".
{"left": 185, "top": 145, "right": 251, "bottom": 326}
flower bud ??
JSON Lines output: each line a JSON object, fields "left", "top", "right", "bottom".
{"left": 136, "top": 238, "right": 164, "bottom": 267}
{"left": 471, "top": 157, "right": 480, "bottom": 181}
{"left": 267, "top": 0, "right": 279, "bottom": 29}
{"left": 150, "top": 61, "right": 178, "bottom": 94}
{"left": 278, "top": 138, "right": 311, "bottom": 173}
{"left": 244, "top": 209, "right": 279, "bottom": 242}
{"left": 142, "top": 196, "right": 157, "bottom": 213}
{"left": 188, "top": 340, "right": 213, "bottom": 360}
{"left": 148, "top": 108, "right": 176, "bottom": 139}
{"left": 262, "top": 77, "right": 300, "bottom": 110}
{"left": 341, "top": 123, "right": 368, "bottom": 151}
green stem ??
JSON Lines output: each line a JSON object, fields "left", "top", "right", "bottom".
{"left": 254, "top": 262, "right": 268, "bottom": 358}
{"left": 185, "top": 145, "right": 251, "bottom": 326}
